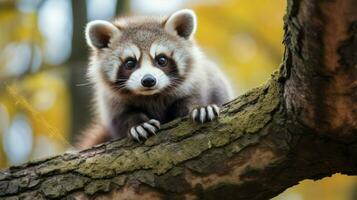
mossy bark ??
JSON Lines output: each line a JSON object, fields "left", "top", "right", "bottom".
{"left": 1, "top": 0, "right": 356, "bottom": 199}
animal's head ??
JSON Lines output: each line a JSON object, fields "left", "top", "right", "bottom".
{"left": 85, "top": 9, "right": 199, "bottom": 96}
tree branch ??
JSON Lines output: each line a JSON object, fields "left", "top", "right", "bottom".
{"left": 282, "top": 0, "right": 357, "bottom": 140}
{"left": 0, "top": 0, "right": 356, "bottom": 199}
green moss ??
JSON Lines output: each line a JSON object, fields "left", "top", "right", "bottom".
{"left": 111, "top": 175, "right": 126, "bottom": 186}
{"left": 41, "top": 174, "right": 89, "bottom": 198}
{"left": 155, "top": 167, "right": 190, "bottom": 193}
{"left": 0, "top": 76, "right": 283, "bottom": 199}
{"left": 73, "top": 77, "right": 281, "bottom": 181}
{"left": 185, "top": 149, "right": 227, "bottom": 174}
{"left": 131, "top": 170, "right": 156, "bottom": 187}
{"left": 35, "top": 157, "right": 84, "bottom": 177}
{"left": 84, "top": 180, "right": 111, "bottom": 195}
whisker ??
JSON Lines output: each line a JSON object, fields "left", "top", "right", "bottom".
{"left": 76, "top": 82, "right": 92, "bottom": 87}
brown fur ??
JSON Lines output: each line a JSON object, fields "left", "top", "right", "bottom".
{"left": 76, "top": 123, "right": 110, "bottom": 150}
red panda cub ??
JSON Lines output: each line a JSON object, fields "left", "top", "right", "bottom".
{"left": 77, "top": 9, "right": 233, "bottom": 149}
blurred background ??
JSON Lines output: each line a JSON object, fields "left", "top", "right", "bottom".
{"left": 0, "top": 0, "right": 355, "bottom": 199}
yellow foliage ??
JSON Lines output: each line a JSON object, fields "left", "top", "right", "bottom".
{"left": 191, "top": 0, "right": 285, "bottom": 93}
{"left": 0, "top": 3, "right": 41, "bottom": 46}
{"left": 0, "top": 70, "right": 71, "bottom": 166}
{"left": 274, "top": 174, "right": 357, "bottom": 200}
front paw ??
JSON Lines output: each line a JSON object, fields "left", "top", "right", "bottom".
{"left": 191, "top": 104, "right": 220, "bottom": 123}
{"left": 129, "top": 119, "right": 160, "bottom": 142}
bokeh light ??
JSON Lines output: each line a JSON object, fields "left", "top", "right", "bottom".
{"left": 86, "top": 0, "right": 117, "bottom": 21}
{"left": 38, "top": 0, "right": 72, "bottom": 65}
{"left": 3, "top": 113, "right": 33, "bottom": 165}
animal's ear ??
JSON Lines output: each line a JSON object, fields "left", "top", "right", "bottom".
{"left": 85, "top": 20, "right": 120, "bottom": 49}
{"left": 164, "top": 9, "right": 197, "bottom": 39}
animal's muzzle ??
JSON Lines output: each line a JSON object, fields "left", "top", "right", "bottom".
{"left": 141, "top": 74, "right": 156, "bottom": 87}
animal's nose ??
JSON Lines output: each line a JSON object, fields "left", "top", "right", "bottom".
{"left": 141, "top": 74, "right": 156, "bottom": 87}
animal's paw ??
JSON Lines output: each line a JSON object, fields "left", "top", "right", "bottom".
{"left": 191, "top": 104, "right": 220, "bottom": 123}
{"left": 129, "top": 119, "right": 160, "bottom": 142}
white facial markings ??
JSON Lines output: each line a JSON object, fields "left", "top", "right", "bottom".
{"left": 126, "top": 54, "right": 170, "bottom": 95}
{"left": 102, "top": 44, "right": 140, "bottom": 83}
{"left": 150, "top": 42, "right": 172, "bottom": 58}
{"left": 98, "top": 44, "right": 141, "bottom": 83}
{"left": 172, "top": 48, "right": 187, "bottom": 75}
{"left": 121, "top": 44, "right": 140, "bottom": 60}
{"left": 130, "top": 45, "right": 141, "bottom": 60}
{"left": 150, "top": 41, "right": 186, "bottom": 75}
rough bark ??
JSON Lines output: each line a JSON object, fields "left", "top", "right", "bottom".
{"left": 0, "top": 0, "right": 356, "bottom": 199}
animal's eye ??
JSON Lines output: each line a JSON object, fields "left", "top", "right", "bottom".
{"left": 155, "top": 55, "right": 168, "bottom": 67}
{"left": 124, "top": 58, "right": 137, "bottom": 70}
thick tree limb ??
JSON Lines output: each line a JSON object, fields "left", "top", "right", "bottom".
{"left": 0, "top": 0, "right": 356, "bottom": 199}
{"left": 283, "top": 0, "right": 357, "bottom": 140}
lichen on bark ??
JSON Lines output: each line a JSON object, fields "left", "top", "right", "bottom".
{"left": 0, "top": 76, "right": 283, "bottom": 199}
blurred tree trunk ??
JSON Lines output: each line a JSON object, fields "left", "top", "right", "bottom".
{"left": 70, "top": 0, "right": 88, "bottom": 62}
{"left": 115, "top": 0, "right": 127, "bottom": 15}
{"left": 0, "top": 0, "right": 356, "bottom": 199}
{"left": 68, "top": 0, "right": 90, "bottom": 142}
